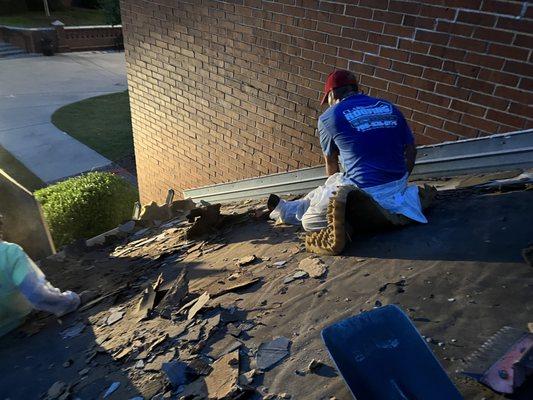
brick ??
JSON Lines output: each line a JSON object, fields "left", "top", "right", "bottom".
{"left": 402, "top": 15, "right": 435, "bottom": 30}
{"left": 351, "top": 39, "right": 379, "bottom": 54}
{"left": 388, "top": 0, "right": 420, "bottom": 15}
{"left": 419, "top": 4, "right": 456, "bottom": 20}
{"left": 508, "top": 102, "right": 533, "bottom": 118}
{"left": 423, "top": 68, "right": 456, "bottom": 85}
{"left": 443, "top": 0, "right": 482, "bottom": 10}
{"left": 457, "top": 76, "right": 495, "bottom": 94}
{"left": 328, "top": 35, "right": 352, "bottom": 48}
{"left": 363, "top": 53, "right": 392, "bottom": 68}
{"left": 355, "top": 18, "right": 384, "bottom": 33}
{"left": 342, "top": 28, "right": 368, "bottom": 41}
{"left": 496, "top": 16, "right": 533, "bottom": 34}
{"left": 317, "top": 21, "right": 342, "bottom": 35}
{"left": 462, "top": 114, "right": 500, "bottom": 134}
{"left": 514, "top": 34, "right": 533, "bottom": 48}
{"left": 436, "top": 20, "right": 475, "bottom": 37}
{"left": 415, "top": 30, "right": 450, "bottom": 46}
{"left": 379, "top": 47, "right": 409, "bottom": 62}
{"left": 388, "top": 82, "right": 418, "bottom": 99}
{"left": 436, "top": 83, "right": 471, "bottom": 101}
{"left": 482, "top": 0, "right": 523, "bottom": 15}
{"left": 358, "top": 0, "right": 389, "bottom": 10}
{"left": 472, "top": 27, "right": 514, "bottom": 44}
{"left": 398, "top": 38, "right": 430, "bottom": 54}
{"left": 469, "top": 92, "right": 509, "bottom": 111}
{"left": 457, "top": 10, "right": 496, "bottom": 26}
{"left": 488, "top": 43, "right": 530, "bottom": 61}
{"left": 477, "top": 69, "right": 520, "bottom": 87}
{"left": 372, "top": 10, "right": 403, "bottom": 24}
{"left": 425, "top": 126, "right": 461, "bottom": 142}
{"left": 413, "top": 111, "right": 443, "bottom": 128}
{"left": 519, "top": 78, "right": 533, "bottom": 91}
{"left": 360, "top": 75, "right": 389, "bottom": 91}
{"left": 391, "top": 60, "right": 423, "bottom": 77}
{"left": 494, "top": 86, "right": 531, "bottom": 104}
{"left": 503, "top": 60, "right": 533, "bottom": 77}
{"left": 383, "top": 23, "right": 414, "bottom": 38}
{"left": 404, "top": 75, "right": 436, "bottom": 91}
{"left": 409, "top": 53, "right": 443, "bottom": 69}
{"left": 418, "top": 91, "right": 453, "bottom": 108}
{"left": 486, "top": 109, "right": 525, "bottom": 128}
{"left": 464, "top": 52, "right": 505, "bottom": 70}
{"left": 345, "top": 5, "right": 373, "bottom": 18}
{"left": 374, "top": 67, "right": 404, "bottom": 83}
{"left": 443, "top": 61, "right": 481, "bottom": 78}
{"left": 329, "top": 13, "right": 355, "bottom": 28}
{"left": 449, "top": 36, "right": 488, "bottom": 53}
{"left": 318, "top": 1, "right": 344, "bottom": 13}
{"left": 429, "top": 45, "right": 466, "bottom": 62}
{"left": 450, "top": 99, "right": 486, "bottom": 117}
{"left": 443, "top": 120, "right": 478, "bottom": 138}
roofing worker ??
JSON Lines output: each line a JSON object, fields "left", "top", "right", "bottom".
{"left": 268, "top": 69, "right": 427, "bottom": 231}
{"left": 0, "top": 216, "right": 80, "bottom": 337}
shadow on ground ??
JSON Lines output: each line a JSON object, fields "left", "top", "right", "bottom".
{"left": 343, "top": 189, "right": 533, "bottom": 264}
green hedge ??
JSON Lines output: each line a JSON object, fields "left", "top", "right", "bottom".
{"left": 35, "top": 172, "right": 138, "bottom": 247}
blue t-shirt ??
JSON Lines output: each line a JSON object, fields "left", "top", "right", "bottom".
{"left": 318, "top": 93, "right": 414, "bottom": 188}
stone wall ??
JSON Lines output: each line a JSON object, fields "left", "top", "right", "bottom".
{"left": 0, "top": 24, "right": 122, "bottom": 53}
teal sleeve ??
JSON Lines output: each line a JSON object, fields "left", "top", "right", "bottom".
{"left": 0, "top": 242, "right": 36, "bottom": 286}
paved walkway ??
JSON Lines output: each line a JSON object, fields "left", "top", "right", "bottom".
{"left": 0, "top": 51, "right": 127, "bottom": 183}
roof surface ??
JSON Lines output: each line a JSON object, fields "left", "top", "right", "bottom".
{"left": 0, "top": 172, "right": 532, "bottom": 400}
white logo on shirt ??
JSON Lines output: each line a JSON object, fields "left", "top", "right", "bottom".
{"left": 343, "top": 101, "right": 398, "bottom": 132}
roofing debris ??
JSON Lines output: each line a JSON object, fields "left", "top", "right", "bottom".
{"left": 298, "top": 256, "right": 328, "bottom": 278}
{"left": 2, "top": 170, "right": 533, "bottom": 400}
{"left": 256, "top": 337, "right": 291, "bottom": 371}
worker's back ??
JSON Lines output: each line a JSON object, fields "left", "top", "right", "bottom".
{"left": 318, "top": 93, "right": 414, "bottom": 188}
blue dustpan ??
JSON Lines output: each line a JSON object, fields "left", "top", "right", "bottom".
{"left": 321, "top": 305, "right": 463, "bottom": 400}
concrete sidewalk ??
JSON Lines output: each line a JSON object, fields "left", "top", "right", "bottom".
{"left": 0, "top": 51, "right": 127, "bottom": 183}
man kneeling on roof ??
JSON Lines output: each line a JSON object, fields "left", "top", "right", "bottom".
{"left": 268, "top": 70, "right": 428, "bottom": 231}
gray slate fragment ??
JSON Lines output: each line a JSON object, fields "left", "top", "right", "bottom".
{"left": 188, "top": 358, "right": 213, "bottom": 376}
{"left": 107, "top": 311, "right": 124, "bottom": 326}
{"left": 47, "top": 381, "right": 67, "bottom": 399}
{"left": 119, "top": 220, "right": 136, "bottom": 233}
{"left": 236, "top": 255, "right": 257, "bottom": 266}
{"left": 298, "top": 257, "right": 327, "bottom": 278}
{"left": 283, "top": 276, "right": 295, "bottom": 284}
{"left": 293, "top": 270, "right": 308, "bottom": 279}
{"left": 162, "top": 360, "right": 189, "bottom": 387}
{"left": 187, "top": 292, "right": 210, "bottom": 320}
{"left": 103, "top": 382, "right": 120, "bottom": 398}
{"left": 60, "top": 322, "right": 86, "bottom": 339}
{"left": 256, "top": 337, "right": 291, "bottom": 370}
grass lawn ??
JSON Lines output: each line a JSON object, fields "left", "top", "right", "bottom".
{"left": 51, "top": 91, "right": 134, "bottom": 162}
{"left": 0, "top": 7, "right": 107, "bottom": 27}
{"left": 0, "top": 145, "right": 44, "bottom": 192}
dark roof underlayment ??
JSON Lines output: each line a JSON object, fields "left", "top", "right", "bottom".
{"left": 0, "top": 168, "right": 532, "bottom": 399}
{"left": 0, "top": 132, "right": 532, "bottom": 399}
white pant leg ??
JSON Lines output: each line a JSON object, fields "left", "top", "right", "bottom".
{"left": 269, "top": 173, "right": 347, "bottom": 231}
{"left": 269, "top": 197, "right": 311, "bottom": 226}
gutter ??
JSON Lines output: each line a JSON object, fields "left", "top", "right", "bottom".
{"left": 184, "top": 129, "right": 533, "bottom": 203}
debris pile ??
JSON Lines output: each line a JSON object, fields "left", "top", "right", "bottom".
{"left": 5, "top": 175, "right": 532, "bottom": 400}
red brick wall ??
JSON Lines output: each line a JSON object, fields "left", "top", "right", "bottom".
{"left": 120, "top": 0, "right": 533, "bottom": 203}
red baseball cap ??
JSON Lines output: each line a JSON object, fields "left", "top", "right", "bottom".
{"left": 320, "top": 70, "right": 358, "bottom": 105}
